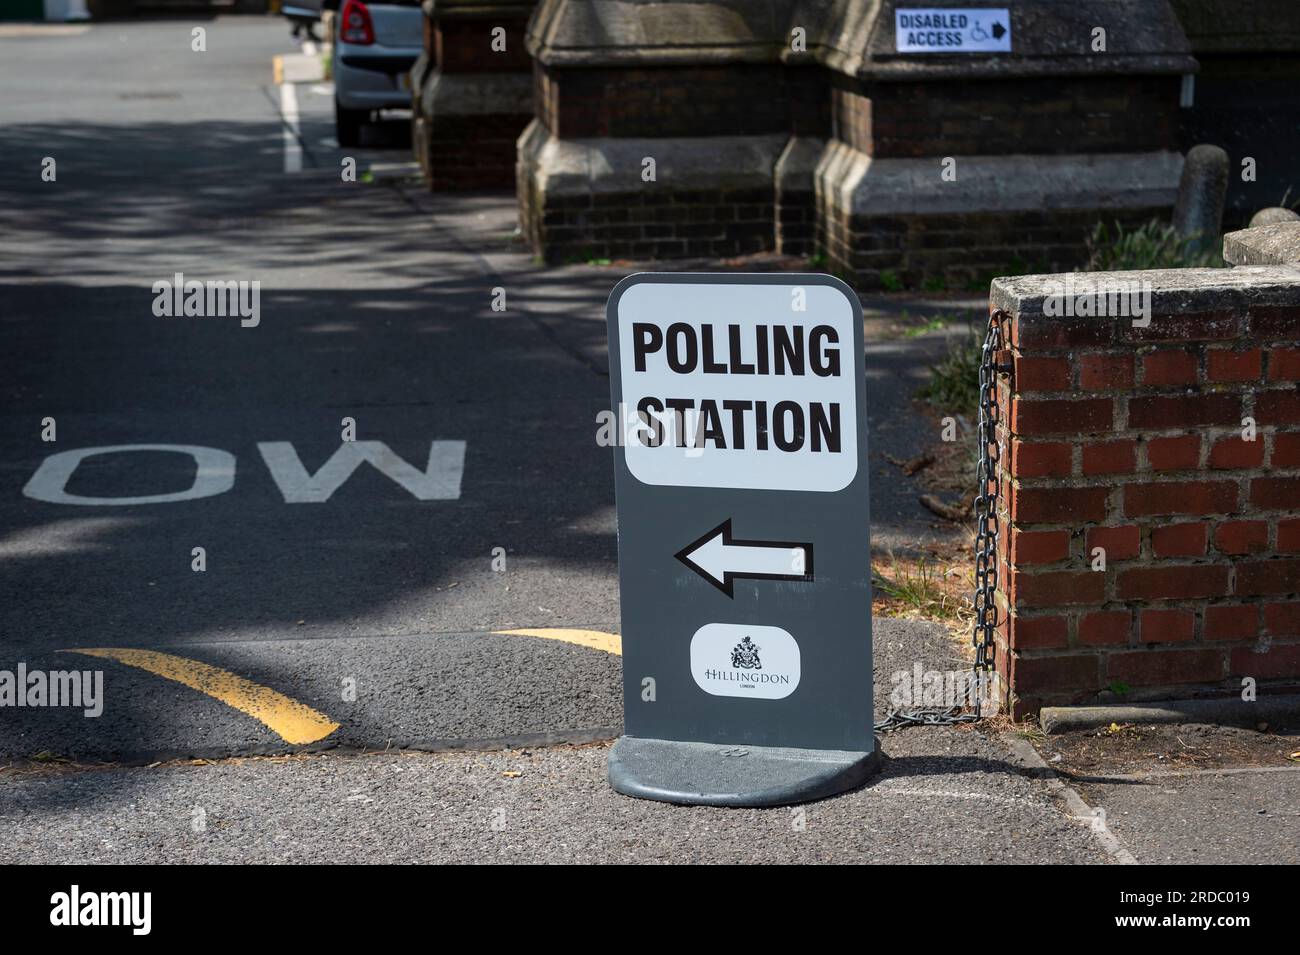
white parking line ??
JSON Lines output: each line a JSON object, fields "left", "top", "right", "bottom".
{"left": 280, "top": 82, "right": 303, "bottom": 174}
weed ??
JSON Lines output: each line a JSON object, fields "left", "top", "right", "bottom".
{"left": 916, "top": 325, "right": 983, "bottom": 416}
{"left": 1085, "top": 219, "right": 1224, "bottom": 271}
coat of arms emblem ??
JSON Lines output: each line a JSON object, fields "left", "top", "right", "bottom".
{"left": 730, "top": 636, "right": 762, "bottom": 670}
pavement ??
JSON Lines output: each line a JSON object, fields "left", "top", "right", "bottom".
{"left": 1, "top": 15, "right": 1295, "bottom": 865}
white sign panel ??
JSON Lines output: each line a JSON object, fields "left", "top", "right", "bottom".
{"left": 690, "top": 623, "right": 801, "bottom": 700}
{"left": 894, "top": 8, "right": 1011, "bottom": 53}
{"left": 615, "top": 281, "right": 858, "bottom": 492}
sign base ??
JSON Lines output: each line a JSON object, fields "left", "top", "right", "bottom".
{"left": 608, "top": 736, "right": 881, "bottom": 807}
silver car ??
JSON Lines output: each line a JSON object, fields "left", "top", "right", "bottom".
{"left": 333, "top": 0, "right": 423, "bottom": 146}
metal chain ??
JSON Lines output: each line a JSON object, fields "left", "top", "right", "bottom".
{"left": 875, "top": 707, "right": 979, "bottom": 732}
{"left": 971, "top": 311, "right": 1007, "bottom": 718}
{"left": 876, "top": 313, "right": 1006, "bottom": 733}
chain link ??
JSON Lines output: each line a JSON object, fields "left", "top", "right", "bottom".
{"left": 876, "top": 312, "right": 1006, "bottom": 733}
{"left": 875, "top": 707, "right": 980, "bottom": 732}
{"left": 971, "top": 311, "right": 1007, "bottom": 718}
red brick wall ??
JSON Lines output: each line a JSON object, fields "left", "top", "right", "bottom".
{"left": 832, "top": 76, "right": 1181, "bottom": 158}
{"left": 436, "top": 18, "right": 532, "bottom": 73}
{"left": 416, "top": 14, "right": 535, "bottom": 191}
{"left": 533, "top": 63, "right": 827, "bottom": 139}
{"left": 991, "top": 290, "right": 1300, "bottom": 717}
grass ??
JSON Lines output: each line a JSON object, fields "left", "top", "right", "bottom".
{"left": 872, "top": 555, "right": 972, "bottom": 624}
{"left": 1085, "top": 219, "right": 1225, "bottom": 272}
{"left": 900, "top": 312, "right": 953, "bottom": 338}
{"left": 916, "top": 325, "right": 983, "bottom": 417}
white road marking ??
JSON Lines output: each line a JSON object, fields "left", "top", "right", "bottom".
{"left": 257, "top": 440, "right": 467, "bottom": 502}
{"left": 302, "top": 40, "right": 319, "bottom": 56}
{"left": 1003, "top": 735, "right": 1139, "bottom": 864}
{"left": 23, "top": 444, "right": 237, "bottom": 506}
{"left": 280, "top": 82, "right": 302, "bottom": 174}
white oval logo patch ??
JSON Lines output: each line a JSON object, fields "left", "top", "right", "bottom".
{"left": 689, "top": 622, "right": 801, "bottom": 700}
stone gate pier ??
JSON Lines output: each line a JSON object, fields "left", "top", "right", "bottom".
{"left": 514, "top": 0, "right": 1196, "bottom": 286}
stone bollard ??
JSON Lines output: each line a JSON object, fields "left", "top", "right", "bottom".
{"left": 1250, "top": 207, "right": 1300, "bottom": 228}
{"left": 1172, "top": 144, "right": 1229, "bottom": 251}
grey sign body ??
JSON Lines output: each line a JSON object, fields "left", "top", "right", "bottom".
{"left": 605, "top": 273, "right": 878, "bottom": 806}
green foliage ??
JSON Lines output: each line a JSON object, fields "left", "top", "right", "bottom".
{"left": 916, "top": 326, "right": 983, "bottom": 416}
{"left": 1085, "top": 219, "right": 1224, "bottom": 272}
{"left": 901, "top": 314, "right": 952, "bottom": 339}
{"left": 880, "top": 269, "right": 903, "bottom": 292}
{"left": 872, "top": 558, "right": 965, "bottom": 621}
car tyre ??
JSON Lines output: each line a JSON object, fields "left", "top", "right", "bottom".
{"left": 335, "top": 99, "right": 366, "bottom": 148}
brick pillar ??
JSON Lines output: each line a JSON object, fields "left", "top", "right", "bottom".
{"left": 989, "top": 267, "right": 1300, "bottom": 718}
{"left": 412, "top": 0, "right": 537, "bottom": 191}
{"left": 810, "top": 0, "right": 1196, "bottom": 289}
{"left": 517, "top": 0, "right": 827, "bottom": 264}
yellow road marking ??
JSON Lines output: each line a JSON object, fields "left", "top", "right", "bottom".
{"left": 492, "top": 628, "right": 622, "bottom": 655}
{"left": 62, "top": 648, "right": 340, "bottom": 745}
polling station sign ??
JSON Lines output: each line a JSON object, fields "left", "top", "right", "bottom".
{"left": 604, "top": 274, "right": 877, "bottom": 807}
{"left": 895, "top": 7, "right": 1011, "bottom": 53}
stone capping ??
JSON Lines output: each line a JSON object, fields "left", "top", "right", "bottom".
{"left": 527, "top": 0, "right": 1196, "bottom": 74}
{"left": 806, "top": 0, "right": 1196, "bottom": 80}
{"left": 1169, "top": 0, "right": 1300, "bottom": 54}
{"left": 820, "top": 148, "right": 1182, "bottom": 217}
{"left": 528, "top": 0, "right": 792, "bottom": 66}
{"left": 775, "top": 135, "right": 825, "bottom": 189}
{"left": 1222, "top": 223, "right": 1300, "bottom": 268}
{"left": 426, "top": 0, "right": 537, "bottom": 16}
{"left": 991, "top": 264, "right": 1300, "bottom": 319}
{"left": 528, "top": 132, "right": 789, "bottom": 195}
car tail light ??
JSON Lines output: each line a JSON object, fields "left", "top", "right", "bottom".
{"left": 339, "top": 0, "right": 375, "bottom": 45}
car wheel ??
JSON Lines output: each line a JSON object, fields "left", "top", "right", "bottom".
{"left": 335, "top": 99, "right": 366, "bottom": 148}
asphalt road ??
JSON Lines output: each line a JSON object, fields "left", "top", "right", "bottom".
{"left": 0, "top": 16, "right": 976, "bottom": 765}
{"left": 6, "top": 15, "right": 1287, "bottom": 865}
{"left": 1, "top": 17, "right": 625, "bottom": 759}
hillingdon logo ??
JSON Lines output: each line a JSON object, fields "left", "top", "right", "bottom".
{"left": 705, "top": 635, "right": 791, "bottom": 688}
{"left": 691, "top": 622, "right": 800, "bottom": 699}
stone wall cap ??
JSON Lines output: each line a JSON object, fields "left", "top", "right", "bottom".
{"left": 820, "top": 148, "right": 1182, "bottom": 218}
{"left": 528, "top": 132, "right": 788, "bottom": 194}
{"left": 1169, "top": 0, "right": 1300, "bottom": 54}
{"left": 992, "top": 265, "right": 1300, "bottom": 319}
{"left": 803, "top": 0, "right": 1196, "bottom": 81}
{"left": 1222, "top": 222, "right": 1300, "bottom": 267}
{"left": 427, "top": 0, "right": 538, "bottom": 17}
{"left": 528, "top": 0, "right": 791, "bottom": 66}
{"left": 529, "top": 0, "right": 1196, "bottom": 74}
